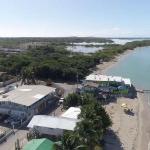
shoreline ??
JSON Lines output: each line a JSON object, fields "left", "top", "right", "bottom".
{"left": 57, "top": 47, "right": 148, "bottom": 149}
{"left": 92, "top": 49, "right": 145, "bottom": 150}
{"left": 93, "top": 49, "right": 133, "bottom": 74}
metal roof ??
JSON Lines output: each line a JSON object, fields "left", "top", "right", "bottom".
{"left": 85, "top": 74, "right": 131, "bottom": 86}
{"left": 61, "top": 107, "right": 81, "bottom": 119}
{"left": 0, "top": 85, "right": 56, "bottom": 106}
{"left": 23, "top": 138, "right": 55, "bottom": 150}
{"left": 122, "top": 78, "right": 131, "bottom": 86}
{"left": 27, "top": 115, "right": 78, "bottom": 131}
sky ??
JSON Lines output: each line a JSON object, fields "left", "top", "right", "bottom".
{"left": 0, "top": 0, "right": 150, "bottom": 37}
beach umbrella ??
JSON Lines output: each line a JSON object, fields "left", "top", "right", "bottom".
{"left": 121, "top": 103, "right": 127, "bottom": 108}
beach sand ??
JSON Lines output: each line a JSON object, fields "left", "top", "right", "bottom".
{"left": 137, "top": 93, "right": 150, "bottom": 150}
{"left": 104, "top": 96, "right": 140, "bottom": 150}
{"left": 92, "top": 50, "right": 146, "bottom": 150}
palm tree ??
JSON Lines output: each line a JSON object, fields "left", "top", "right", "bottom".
{"left": 77, "top": 100, "right": 111, "bottom": 149}
{"left": 62, "top": 131, "right": 87, "bottom": 150}
{"left": 21, "top": 67, "right": 36, "bottom": 85}
{"left": 62, "top": 94, "right": 112, "bottom": 150}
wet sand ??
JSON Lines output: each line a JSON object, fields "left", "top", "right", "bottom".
{"left": 137, "top": 93, "right": 150, "bottom": 150}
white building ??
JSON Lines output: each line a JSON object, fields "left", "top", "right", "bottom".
{"left": 0, "top": 85, "right": 57, "bottom": 118}
{"left": 85, "top": 74, "right": 131, "bottom": 87}
{"left": 28, "top": 115, "right": 78, "bottom": 136}
{"left": 61, "top": 107, "right": 81, "bottom": 119}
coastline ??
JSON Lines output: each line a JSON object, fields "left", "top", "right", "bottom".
{"left": 57, "top": 47, "right": 148, "bottom": 149}
{"left": 92, "top": 49, "right": 145, "bottom": 150}
{"left": 93, "top": 49, "right": 133, "bottom": 75}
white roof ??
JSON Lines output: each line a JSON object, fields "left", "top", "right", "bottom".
{"left": 109, "top": 76, "right": 123, "bottom": 82}
{"left": 27, "top": 115, "right": 78, "bottom": 131}
{"left": 122, "top": 78, "right": 131, "bottom": 86}
{"left": 0, "top": 85, "right": 56, "bottom": 106}
{"left": 86, "top": 74, "right": 123, "bottom": 82}
{"left": 61, "top": 107, "right": 81, "bottom": 119}
{"left": 85, "top": 74, "right": 131, "bottom": 86}
{"left": 86, "top": 74, "right": 108, "bottom": 82}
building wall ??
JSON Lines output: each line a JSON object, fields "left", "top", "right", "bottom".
{"left": 34, "top": 126, "right": 63, "bottom": 136}
{"left": 29, "top": 92, "right": 57, "bottom": 116}
{"left": 0, "top": 102, "right": 27, "bottom": 117}
{"left": 0, "top": 92, "right": 57, "bottom": 118}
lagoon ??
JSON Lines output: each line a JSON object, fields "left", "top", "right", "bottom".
{"left": 67, "top": 45, "right": 103, "bottom": 53}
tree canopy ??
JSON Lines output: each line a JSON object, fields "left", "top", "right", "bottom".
{"left": 62, "top": 94, "right": 112, "bottom": 150}
{"left": 0, "top": 40, "right": 150, "bottom": 82}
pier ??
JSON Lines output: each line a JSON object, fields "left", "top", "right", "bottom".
{"left": 136, "top": 89, "right": 150, "bottom": 93}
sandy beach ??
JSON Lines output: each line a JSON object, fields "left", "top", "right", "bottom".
{"left": 104, "top": 96, "right": 139, "bottom": 150}
{"left": 92, "top": 50, "right": 148, "bottom": 150}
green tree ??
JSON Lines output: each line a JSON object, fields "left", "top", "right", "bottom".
{"left": 21, "top": 67, "right": 36, "bottom": 85}
{"left": 62, "top": 131, "right": 87, "bottom": 150}
{"left": 63, "top": 93, "right": 81, "bottom": 109}
{"left": 62, "top": 94, "right": 111, "bottom": 150}
{"left": 79, "top": 101, "right": 112, "bottom": 132}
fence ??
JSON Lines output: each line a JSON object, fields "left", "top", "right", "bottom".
{"left": 0, "top": 128, "right": 14, "bottom": 144}
{"left": 0, "top": 114, "right": 32, "bottom": 145}
{"left": 0, "top": 78, "right": 17, "bottom": 88}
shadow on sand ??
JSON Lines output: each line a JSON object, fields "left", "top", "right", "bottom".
{"left": 103, "top": 129, "right": 124, "bottom": 150}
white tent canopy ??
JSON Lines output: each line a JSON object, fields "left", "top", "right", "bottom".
{"left": 61, "top": 107, "right": 81, "bottom": 119}
{"left": 28, "top": 115, "right": 78, "bottom": 131}
{"left": 85, "top": 74, "right": 131, "bottom": 87}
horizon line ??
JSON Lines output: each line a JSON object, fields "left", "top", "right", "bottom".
{"left": 0, "top": 36, "right": 150, "bottom": 39}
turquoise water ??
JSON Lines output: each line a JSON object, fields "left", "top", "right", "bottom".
{"left": 105, "top": 47, "right": 150, "bottom": 89}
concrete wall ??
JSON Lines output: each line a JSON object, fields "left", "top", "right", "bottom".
{"left": 34, "top": 126, "right": 63, "bottom": 136}
{"left": 0, "top": 92, "right": 57, "bottom": 118}
{"left": 0, "top": 78, "right": 17, "bottom": 88}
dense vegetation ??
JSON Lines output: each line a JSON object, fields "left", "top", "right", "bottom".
{"left": 63, "top": 93, "right": 95, "bottom": 109}
{"left": 0, "top": 40, "right": 150, "bottom": 82}
{"left": 0, "top": 37, "right": 112, "bottom": 48}
{"left": 62, "top": 93, "right": 112, "bottom": 150}
{"left": 0, "top": 45, "right": 98, "bottom": 81}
